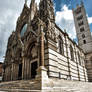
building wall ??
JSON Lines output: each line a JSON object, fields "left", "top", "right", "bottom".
{"left": 85, "top": 53, "right": 92, "bottom": 81}
{"left": 44, "top": 26, "right": 88, "bottom": 81}
{"left": 0, "top": 63, "right": 3, "bottom": 81}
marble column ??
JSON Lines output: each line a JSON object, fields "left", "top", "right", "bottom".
{"left": 41, "top": 31, "right": 44, "bottom": 66}
{"left": 36, "top": 28, "right": 50, "bottom": 90}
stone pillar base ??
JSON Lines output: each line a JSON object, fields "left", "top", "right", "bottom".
{"left": 36, "top": 66, "right": 53, "bottom": 90}
{"left": 36, "top": 66, "right": 48, "bottom": 79}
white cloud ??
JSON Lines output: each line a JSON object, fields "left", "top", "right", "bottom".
{"left": 0, "top": 0, "right": 25, "bottom": 62}
{"left": 88, "top": 17, "right": 92, "bottom": 24}
{"left": 55, "top": 5, "right": 76, "bottom": 39}
{"left": 0, "top": 58, "right": 4, "bottom": 62}
{"left": 27, "top": 0, "right": 40, "bottom": 7}
{"left": 0, "top": 0, "right": 41, "bottom": 62}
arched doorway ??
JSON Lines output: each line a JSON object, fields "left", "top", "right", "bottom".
{"left": 27, "top": 41, "right": 39, "bottom": 79}
{"left": 18, "top": 63, "right": 22, "bottom": 80}
{"left": 31, "top": 61, "right": 38, "bottom": 78}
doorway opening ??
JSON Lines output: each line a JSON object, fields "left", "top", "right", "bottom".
{"left": 18, "top": 63, "right": 22, "bottom": 80}
{"left": 31, "top": 61, "right": 38, "bottom": 79}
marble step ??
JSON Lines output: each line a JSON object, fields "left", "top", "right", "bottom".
{"left": 0, "top": 79, "right": 92, "bottom": 92}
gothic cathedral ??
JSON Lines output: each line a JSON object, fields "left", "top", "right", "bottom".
{"left": 3, "top": 0, "right": 92, "bottom": 83}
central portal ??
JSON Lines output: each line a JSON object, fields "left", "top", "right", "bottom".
{"left": 31, "top": 61, "right": 38, "bottom": 78}
{"left": 18, "top": 63, "right": 22, "bottom": 80}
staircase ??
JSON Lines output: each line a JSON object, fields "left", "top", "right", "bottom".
{"left": 52, "top": 78, "right": 92, "bottom": 92}
{"left": 0, "top": 79, "right": 41, "bottom": 91}
{"left": 0, "top": 78, "right": 92, "bottom": 92}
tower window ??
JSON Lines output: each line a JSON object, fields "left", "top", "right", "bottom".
{"left": 82, "top": 34, "right": 85, "bottom": 38}
{"left": 78, "top": 21, "right": 84, "bottom": 26}
{"left": 77, "top": 15, "right": 83, "bottom": 21}
{"left": 76, "top": 7, "right": 81, "bottom": 14}
{"left": 83, "top": 40, "right": 86, "bottom": 44}
{"left": 80, "top": 27, "right": 85, "bottom": 32}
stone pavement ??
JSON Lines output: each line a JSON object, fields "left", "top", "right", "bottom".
{"left": 0, "top": 79, "right": 92, "bottom": 92}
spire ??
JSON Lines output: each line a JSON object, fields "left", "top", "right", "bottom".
{"left": 30, "top": 0, "right": 35, "bottom": 8}
{"left": 81, "top": 0, "right": 84, "bottom": 6}
{"left": 25, "top": 0, "right": 27, "bottom": 5}
{"left": 39, "top": 0, "right": 55, "bottom": 22}
{"left": 81, "top": 0, "right": 83, "bottom": 4}
{"left": 30, "top": 0, "right": 37, "bottom": 20}
{"left": 32, "top": 0, "right": 35, "bottom": 3}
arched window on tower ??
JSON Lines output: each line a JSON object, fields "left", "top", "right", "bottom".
{"left": 83, "top": 40, "right": 86, "bottom": 44}
{"left": 58, "top": 36, "right": 64, "bottom": 55}
{"left": 82, "top": 34, "right": 85, "bottom": 38}
{"left": 70, "top": 45, "right": 74, "bottom": 61}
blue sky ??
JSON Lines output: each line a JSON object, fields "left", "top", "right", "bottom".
{"left": 0, "top": 0, "right": 92, "bottom": 62}
{"left": 54, "top": 0, "right": 92, "bottom": 32}
{"left": 54, "top": 0, "right": 92, "bottom": 14}
{"left": 54, "top": 0, "right": 92, "bottom": 42}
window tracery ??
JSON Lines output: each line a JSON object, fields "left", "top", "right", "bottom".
{"left": 20, "top": 24, "right": 27, "bottom": 37}
{"left": 58, "top": 36, "right": 64, "bottom": 55}
{"left": 70, "top": 45, "right": 74, "bottom": 61}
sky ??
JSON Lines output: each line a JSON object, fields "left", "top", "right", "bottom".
{"left": 0, "top": 0, "right": 92, "bottom": 62}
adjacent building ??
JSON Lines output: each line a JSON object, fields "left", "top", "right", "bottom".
{"left": 73, "top": 2, "right": 92, "bottom": 82}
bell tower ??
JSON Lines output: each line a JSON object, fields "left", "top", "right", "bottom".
{"left": 73, "top": 1, "right": 92, "bottom": 82}
{"left": 73, "top": 2, "right": 92, "bottom": 53}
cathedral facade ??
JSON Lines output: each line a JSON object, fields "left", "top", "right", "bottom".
{"left": 3, "top": 0, "right": 88, "bottom": 82}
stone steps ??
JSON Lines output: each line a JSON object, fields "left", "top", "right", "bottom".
{"left": 0, "top": 80, "right": 41, "bottom": 90}
{"left": 52, "top": 78, "right": 92, "bottom": 92}
{"left": 0, "top": 79, "right": 92, "bottom": 92}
